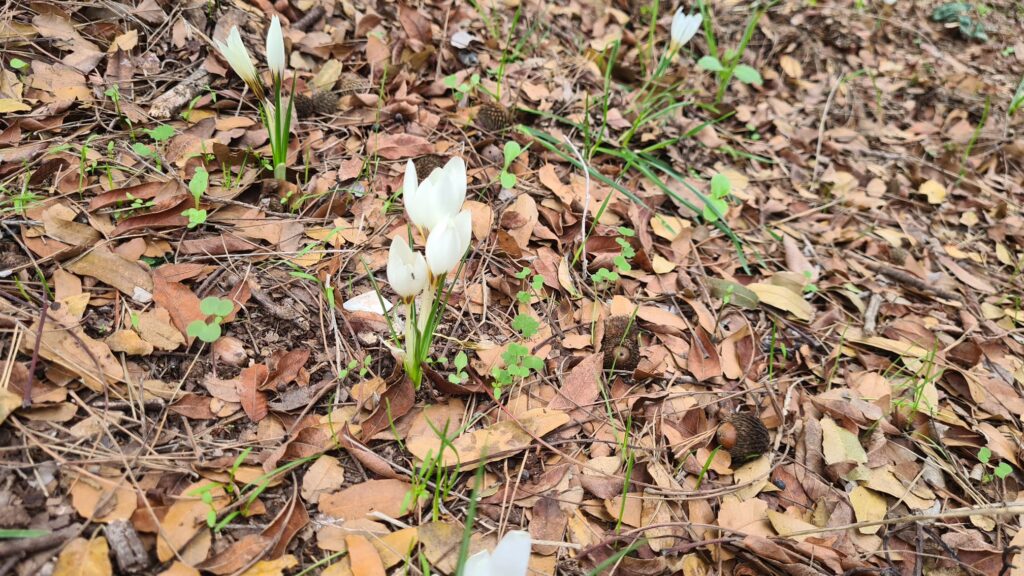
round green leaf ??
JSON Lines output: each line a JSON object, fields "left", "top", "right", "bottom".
{"left": 733, "top": 64, "right": 763, "bottom": 86}
{"left": 697, "top": 56, "right": 724, "bottom": 72}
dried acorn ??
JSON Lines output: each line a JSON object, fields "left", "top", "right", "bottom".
{"left": 476, "top": 101, "right": 514, "bottom": 132}
{"left": 717, "top": 413, "right": 771, "bottom": 462}
{"left": 413, "top": 154, "right": 447, "bottom": 180}
{"left": 602, "top": 316, "right": 639, "bottom": 372}
{"left": 293, "top": 91, "right": 339, "bottom": 117}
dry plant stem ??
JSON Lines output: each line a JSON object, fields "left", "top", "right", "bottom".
{"left": 811, "top": 73, "right": 842, "bottom": 188}
{"left": 23, "top": 289, "right": 49, "bottom": 407}
{"left": 149, "top": 67, "right": 210, "bottom": 119}
{"left": 859, "top": 258, "right": 963, "bottom": 302}
{"left": 562, "top": 135, "right": 590, "bottom": 273}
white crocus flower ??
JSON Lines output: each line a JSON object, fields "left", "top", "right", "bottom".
{"left": 213, "top": 27, "right": 265, "bottom": 100}
{"left": 266, "top": 15, "right": 285, "bottom": 79}
{"left": 387, "top": 236, "right": 428, "bottom": 299}
{"left": 404, "top": 157, "right": 467, "bottom": 232}
{"left": 670, "top": 9, "right": 703, "bottom": 50}
{"left": 463, "top": 531, "right": 531, "bottom": 576}
{"left": 425, "top": 210, "right": 472, "bottom": 276}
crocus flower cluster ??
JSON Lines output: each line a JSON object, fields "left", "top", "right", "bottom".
{"left": 213, "top": 16, "right": 294, "bottom": 181}
{"left": 386, "top": 157, "right": 472, "bottom": 386}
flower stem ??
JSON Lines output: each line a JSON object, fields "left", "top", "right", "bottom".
{"left": 274, "top": 162, "right": 286, "bottom": 181}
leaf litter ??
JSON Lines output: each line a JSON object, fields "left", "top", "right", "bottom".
{"left": 0, "top": 0, "right": 1023, "bottom": 575}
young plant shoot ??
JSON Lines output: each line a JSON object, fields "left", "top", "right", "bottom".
{"left": 386, "top": 157, "right": 472, "bottom": 387}
{"left": 213, "top": 16, "right": 294, "bottom": 181}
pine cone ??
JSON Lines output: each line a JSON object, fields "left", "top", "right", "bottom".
{"left": 413, "top": 155, "right": 447, "bottom": 180}
{"left": 602, "top": 316, "right": 639, "bottom": 372}
{"left": 338, "top": 73, "right": 372, "bottom": 95}
{"left": 475, "top": 101, "right": 514, "bottom": 132}
{"left": 293, "top": 91, "right": 339, "bottom": 117}
{"left": 717, "top": 413, "right": 771, "bottom": 462}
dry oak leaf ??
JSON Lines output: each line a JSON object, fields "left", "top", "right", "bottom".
{"left": 717, "top": 496, "right": 773, "bottom": 538}
{"left": 53, "top": 537, "right": 112, "bottom": 576}
{"left": 157, "top": 562, "right": 200, "bottom": 576}
{"left": 156, "top": 482, "right": 228, "bottom": 562}
{"left": 197, "top": 534, "right": 272, "bottom": 575}
{"left": 21, "top": 302, "right": 124, "bottom": 391}
{"left": 346, "top": 534, "right": 387, "bottom": 576}
{"left": 67, "top": 245, "right": 154, "bottom": 303}
{"left": 301, "top": 455, "right": 346, "bottom": 503}
{"left": 238, "top": 555, "right": 298, "bottom": 576}
{"left": 69, "top": 476, "right": 137, "bottom": 523}
{"left": 849, "top": 486, "right": 887, "bottom": 534}
{"left": 407, "top": 408, "right": 570, "bottom": 467}
{"left": 746, "top": 283, "right": 813, "bottom": 321}
{"left": 319, "top": 479, "right": 415, "bottom": 521}
{"left": 365, "top": 133, "right": 432, "bottom": 160}
{"left": 766, "top": 510, "right": 818, "bottom": 542}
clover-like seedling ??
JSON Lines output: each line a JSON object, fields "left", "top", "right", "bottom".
{"left": 702, "top": 173, "right": 731, "bottom": 222}
{"left": 500, "top": 141, "right": 523, "bottom": 189}
{"left": 187, "top": 296, "right": 234, "bottom": 343}
{"left": 448, "top": 351, "right": 469, "bottom": 385}
{"left": 183, "top": 167, "right": 209, "bottom": 229}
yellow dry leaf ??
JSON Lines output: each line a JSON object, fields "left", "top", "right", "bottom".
{"left": 918, "top": 179, "right": 946, "bottom": 204}
{"left": 766, "top": 510, "right": 818, "bottom": 541}
{"left": 0, "top": 388, "right": 21, "bottom": 425}
{"left": 651, "top": 254, "right": 676, "bottom": 274}
{"left": 0, "top": 98, "right": 30, "bottom": 112}
{"left": 820, "top": 416, "right": 867, "bottom": 465}
{"left": 53, "top": 537, "right": 112, "bottom": 576}
{"left": 717, "top": 496, "right": 773, "bottom": 538}
{"left": 862, "top": 467, "right": 934, "bottom": 510}
{"left": 731, "top": 455, "right": 771, "bottom": 501}
{"left": 850, "top": 336, "right": 930, "bottom": 358}
{"left": 650, "top": 214, "right": 690, "bottom": 241}
{"left": 239, "top": 555, "right": 298, "bottom": 576}
{"left": 747, "top": 283, "right": 813, "bottom": 321}
{"left": 849, "top": 486, "right": 887, "bottom": 534}
{"left": 780, "top": 55, "right": 803, "bottom": 78}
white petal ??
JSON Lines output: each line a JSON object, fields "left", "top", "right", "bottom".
{"left": 489, "top": 531, "right": 531, "bottom": 576}
{"left": 443, "top": 156, "right": 467, "bottom": 208}
{"left": 463, "top": 550, "right": 492, "bottom": 576}
{"left": 387, "top": 236, "right": 427, "bottom": 298}
{"left": 425, "top": 217, "right": 463, "bottom": 276}
{"left": 266, "top": 16, "right": 286, "bottom": 76}
{"left": 453, "top": 209, "right": 472, "bottom": 253}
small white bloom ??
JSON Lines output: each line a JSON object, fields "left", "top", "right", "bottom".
{"left": 266, "top": 15, "right": 285, "bottom": 78}
{"left": 214, "top": 26, "right": 264, "bottom": 100}
{"left": 425, "top": 210, "right": 472, "bottom": 276}
{"left": 387, "top": 236, "right": 428, "bottom": 298}
{"left": 404, "top": 156, "right": 467, "bottom": 232}
{"left": 463, "top": 531, "right": 531, "bottom": 576}
{"left": 670, "top": 9, "right": 703, "bottom": 49}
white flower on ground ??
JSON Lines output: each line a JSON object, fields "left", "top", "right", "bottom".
{"left": 387, "top": 236, "right": 428, "bottom": 299}
{"left": 463, "top": 531, "right": 531, "bottom": 576}
{"left": 266, "top": 16, "right": 285, "bottom": 78}
{"left": 670, "top": 9, "right": 703, "bottom": 49}
{"left": 213, "top": 27, "right": 264, "bottom": 100}
{"left": 425, "top": 210, "right": 472, "bottom": 276}
{"left": 404, "top": 156, "right": 467, "bottom": 232}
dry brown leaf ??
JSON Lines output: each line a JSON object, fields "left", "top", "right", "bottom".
{"left": 365, "top": 133, "right": 432, "bottom": 160}
{"left": 53, "top": 537, "right": 112, "bottom": 576}
{"left": 319, "top": 479, "right": 415, "bottom": 521}
{"left": 747, "top": 283, "right": 813, "bottom": 321}
{"left": 346, "top": 534, "right": 386, "bottom": 576}
{"left": 407, "top": 408, "right": 569, "bottom": 467}
{"left": 21, "top": 302, "right": 123, "bottom": 391}
{"left": 301, "top": 455, "right": 346, "bottom": 503}
{"left": 849, "top": 486, "right": 887, "bottom": 534}
{"left": 67, "top": 245, "right": 154, "bottom": 303}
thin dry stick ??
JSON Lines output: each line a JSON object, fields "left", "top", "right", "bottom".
{"left": 562, "top": 135, "right": 590, "bottom": 274}
{"left": 785, "top": 502, "right": 1024, "bottom": 537}
{"left": 811, "top": 73, "right": 843, "bottom": 187}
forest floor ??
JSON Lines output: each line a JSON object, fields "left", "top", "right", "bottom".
{"left": 1, "top": 0, "right": 1024, "bottom": 575}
